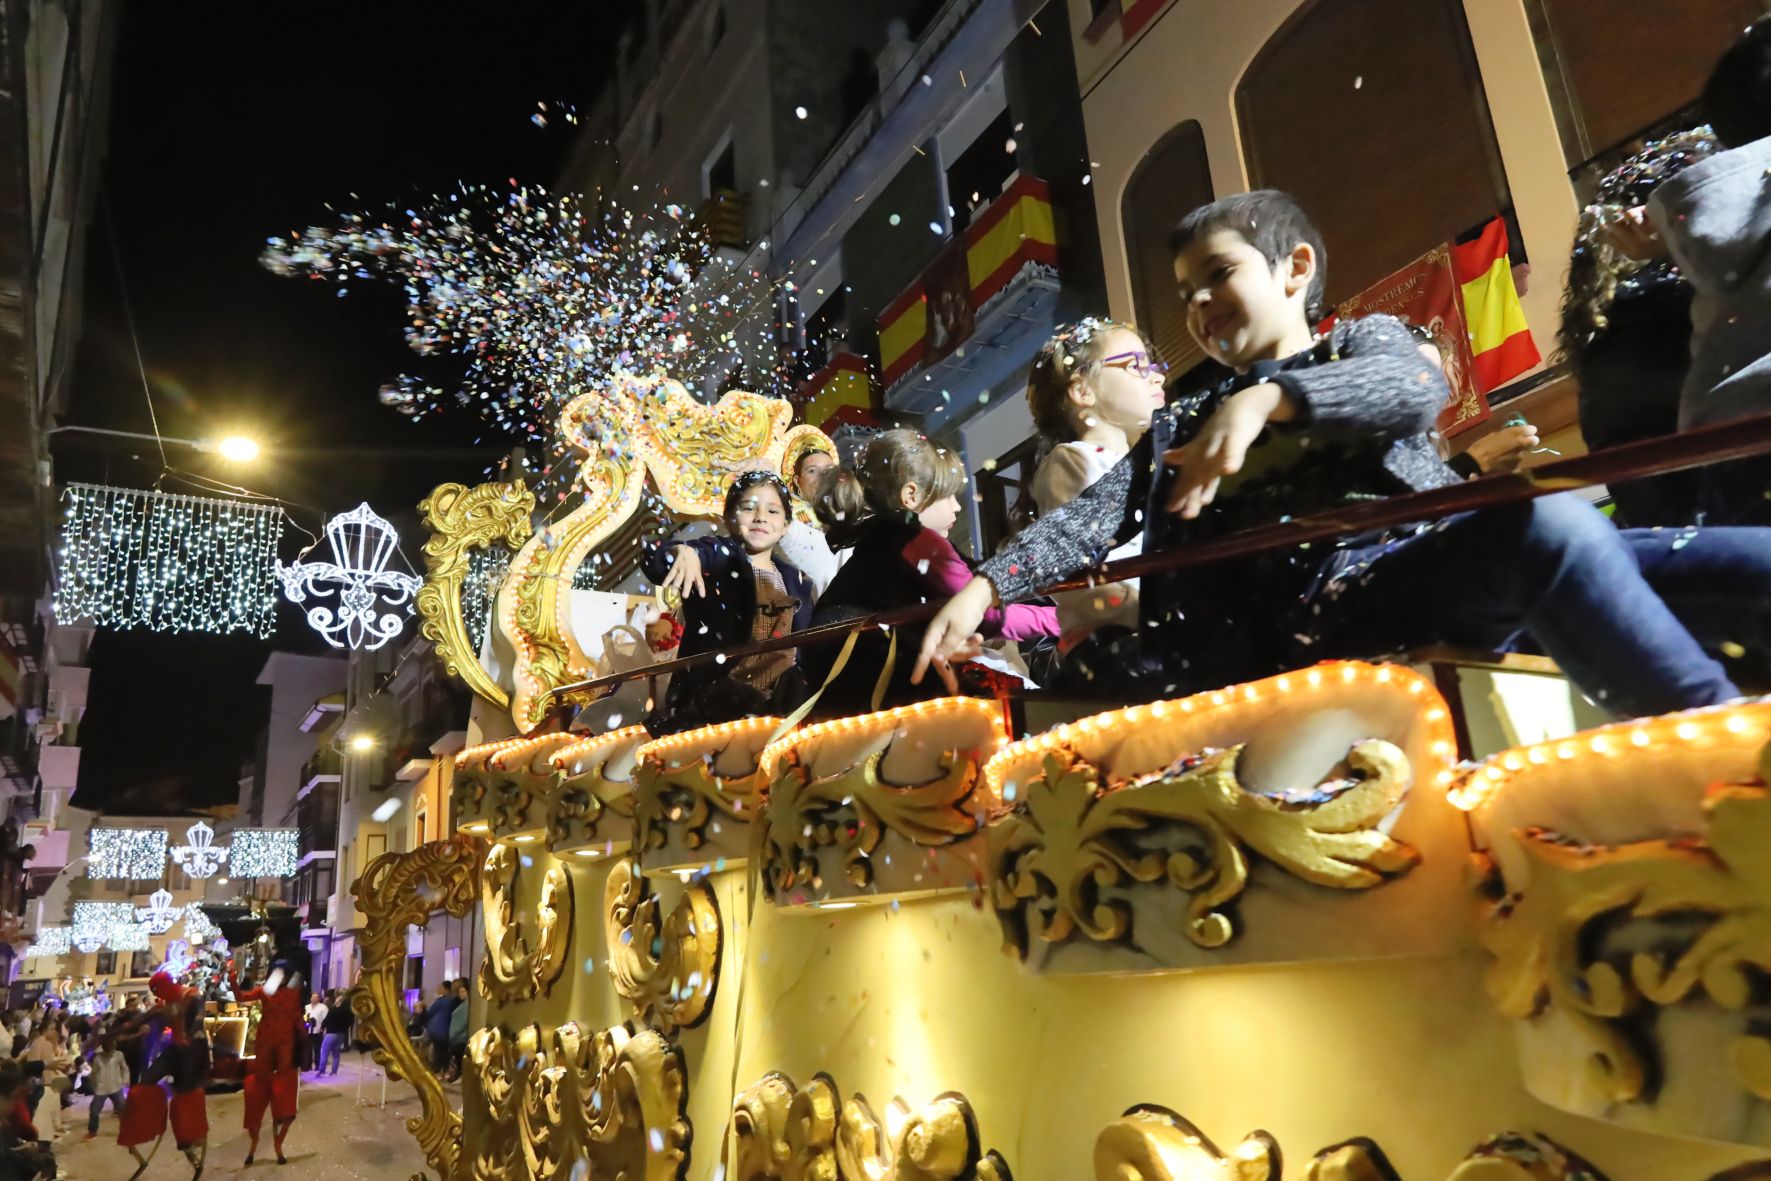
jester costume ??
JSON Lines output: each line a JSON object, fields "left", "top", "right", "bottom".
{"left": 117, "top": 971, "right": 209, "bottom": 1180}
{"left": 236, "top": 970, "right": 305, "bottom": 1165}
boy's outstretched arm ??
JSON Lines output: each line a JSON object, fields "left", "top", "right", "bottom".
{"left": 913, "top": 450, "right": 1142, "bottom": 683}
{"left": 1267, "top": 314, "right": 1449, "bottom": 440}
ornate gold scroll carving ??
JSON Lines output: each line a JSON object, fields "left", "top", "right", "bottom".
{"left": 603, "top": 855, "right": 720, "bottom": 1033}
{"left": 988, "top": 741, "right": 1417, "bottom": 959}
{"left": 352, "top": 838, "right": 482, "bottom": 1181}
{"left": 546, "top": 732, "right": 644, "bottom": 853}
{"left": 478, "top": 840, "right": 573, "bottom": 1005}
{"left": 634, "top": 755, "right": 765, "bottom": 856}
{"left": 760, "top": 748, "right": 983, "bottom": 896}
{"left": 417, "top": 480, "right": 535, "bottom": 711}
{"left": 1093, "top": 1108, "right": 1607, "bottom": 1181}
{"left": 469, "top": 1021, "right": 689, "bottom": 1181}
{"left": 731, "top": 1072, "right": 1011, "bottom": 1181}
{"left": 1480, "top": 749, "right": 1771, "bottom": 1105}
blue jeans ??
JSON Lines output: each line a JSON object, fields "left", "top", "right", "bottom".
{"left": 87, "top": 1091, "right": 122, "bottom": 1133}
{"left": 319, "top": 1033, "right": 346, "bottom": 1075}
{"left": 1307, "top": 493, "right": 1769, "bottom": 717}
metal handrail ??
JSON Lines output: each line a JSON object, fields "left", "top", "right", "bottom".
{"left": 541, "top": 414, "right": 1771, "bottom": 704}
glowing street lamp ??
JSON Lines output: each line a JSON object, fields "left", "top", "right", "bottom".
{"left": 212, "top": 435, "right": 261, "bottom": 463}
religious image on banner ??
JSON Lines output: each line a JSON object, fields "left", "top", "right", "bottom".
{"left": 1332, "top": 243, "right": 1489, "bottom": 437}
{"left": 921, "top": 237, "right": 975, "bottom": 367}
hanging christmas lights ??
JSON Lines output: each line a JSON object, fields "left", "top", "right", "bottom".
{"left": 230, "top": 828, "right": 300, "bottom": 878}
{"left": 182, "top": 904, "right": 218, "bottom": 945}
{"left": 54, "top": 483, "right": 283, "bottom": 637}
{"left": 72, "top": 902, "right": 136, "bottom": 952}
{"left": 24, "top": 927, "right": 71, "bottom": 958}
{"left": 168, "top": 820, "right": 228, "bottom": 879}
{"left": 85, "top": 827, "right": 168, "bottom": 880}
{"left": 136, "top": 887, "right": 184, "bottom": 934}
{"left": 108, "top": 921, "right": 152, "bottom": 952}
{"left": 277, "top": 502, "right": 422, "bottom": 650}
{"left": 463, "top": 546, "right": 509, "bottom": 656}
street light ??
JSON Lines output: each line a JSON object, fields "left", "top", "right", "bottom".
{"left": 213, "top": 436, "right": 260, "bottom": 463}
{"left": 47, "top": 425, "right": 263, "bottom": 462}
{"left": 349, "top": 734, "right": 378, "bottom": 753}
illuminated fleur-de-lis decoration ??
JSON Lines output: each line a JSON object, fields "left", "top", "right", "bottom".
{"left": 276, "top": 502, "right": 422, "bottom": 650}
{"left": 71, "top": 930, "right": 105, "bottom": 954}
{"left": 169, "top": 820, "right": 228, "bottom": 879}
{"left": 136, "top": 888, "right": 183, "bottom": 934}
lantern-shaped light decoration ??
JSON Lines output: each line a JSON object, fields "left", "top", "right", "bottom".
{"left": 136, "top": 888, "right": 183, "bottom": 934}
{"left": 276, "top": 502, "right": 421, "bottom": 650}
{"left": 169, "top": 820, "right": 228, "bottom": 879}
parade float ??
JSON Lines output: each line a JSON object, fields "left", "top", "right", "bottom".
{"left": 318, "top": 368, "right": 1771, "bottom": 1181}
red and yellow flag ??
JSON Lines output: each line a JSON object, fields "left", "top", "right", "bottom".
{"left": 1450, "top": 217, "right": 1540, "bottom": 393}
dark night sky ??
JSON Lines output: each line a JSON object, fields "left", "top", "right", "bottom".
{"left": 61, "top": 3, "right": 624, "bottom": 813}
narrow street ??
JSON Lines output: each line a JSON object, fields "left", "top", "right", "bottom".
{"left": 51, "top": 1056, "right": 448, "bottom": 1181}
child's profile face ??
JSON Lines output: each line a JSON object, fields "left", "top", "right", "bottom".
{"left": 730, "top": 485, "right": 790, "bottom": 553}
{"left": 1078, "top": 327, "right": 1167, "bottom": 432}
{"left": 1173, "top": 229, "right": 1312, "bottom": 370}
{"left": 916, "top": 493, "right": 962, "bottom": 538}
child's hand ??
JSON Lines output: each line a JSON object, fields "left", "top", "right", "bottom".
{"left": 1597, "top": 205, "right": 1667, "bottom": 262}
{"left": 1163, "top": 383, "right": 1293, "bottom": 519}
{"left": 1463, "top": 422, "right": 1539, "bottom": 474}
{"left": 912, "top": 578, "right": 994, "bottom": 685}
{"left": 660, "top": 545, "right": 706, "bottom": 599}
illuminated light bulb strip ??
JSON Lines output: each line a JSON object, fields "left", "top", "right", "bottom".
{"left": 758, "top": 697, "right": 1007, "bottom": 784}
{"left": 1447, "top": 699, "right": 1771, "bottom": 813}
{"left": 982, "top": 661, "right": 1456, "bottom": 801}
{"left": 454, "top": 732, "right": 553, "bottom": 772}
{"left": 549, "top": 725, "right": 653, "bottom": 775}
{"left": 72, "top": 901, "right": 142, "bottom": 953}
{"left": 635, "top": 715, "right": 785, "bottom": 773}
{"left": 485, "top": 730, "right": 581, "bottom": 774}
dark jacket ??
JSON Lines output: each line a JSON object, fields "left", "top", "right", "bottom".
{"left": 978, "top": 314, "right": 1456, "bottom": 689}
{"left": 641, "top": 534, "right": 814, "bottom": 732}
{"left": 422, "top": 995, "right": 456, "bottom": 1042}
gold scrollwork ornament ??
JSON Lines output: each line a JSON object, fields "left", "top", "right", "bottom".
{"left": 417, "top": 480, "right": 535, "bottom": 711}
{"left": 1092, "top": 1108, "right": 1608, "bottom": 1181}
{"left": 1480, "top": 746, "right": 1771, "bottom": 1106}
{"left": 478, "top": 840, "right": 573, "bottom": 1005}
{"left": 351, "top": 838, "right": 483, "bottom": 1181}
{"left": 761, "top": 748, "right": 983, "bottom": 895}
{"left": 469, "top": 1021, "right": 689, "bottom": 1181}
{"left": 604, "top": 854, "right": 720, "bottom": 1033}
{"left": 730, "top": 1072, "right": 1010, "bottom": 1181}
{"left": 634, "top": 755, "right": 764, "bottom": 856}
{"left": 988, "top": 741, "right": 1418, "bottom": 959}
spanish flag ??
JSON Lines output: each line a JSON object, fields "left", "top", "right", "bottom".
{"left": 1451, "top": 217, "right": 1540, "bottom": 393}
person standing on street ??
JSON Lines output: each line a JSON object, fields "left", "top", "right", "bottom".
{"left": 317, "top": 993, "right": 353, "bottom": 1078}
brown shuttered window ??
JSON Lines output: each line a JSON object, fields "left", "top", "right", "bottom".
{"left": 1529, "top": 0, "right": 1766, "bottom": 163}
{"left": 1236, "top": 0, "right": 1511, "bottom": 308}
{"left": 1123, "top": 120, "right": 1213, "bottom": 376}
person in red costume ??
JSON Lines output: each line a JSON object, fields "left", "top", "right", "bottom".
{"left": 234, "top": 963, "right": 306, "bottom": 1166}
{"left": 117, "top": 971, "right": 209, "bottom": 1181}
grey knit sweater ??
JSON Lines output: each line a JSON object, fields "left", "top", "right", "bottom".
{"left": 978, "top": 314, "right": 1459, "bottom": 602}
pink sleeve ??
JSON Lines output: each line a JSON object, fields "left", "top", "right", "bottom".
{"left": 901, "top": 531, "right": 1060, "bottom": 643}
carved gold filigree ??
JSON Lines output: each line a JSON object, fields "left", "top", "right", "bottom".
{"left": 478, "top": 841, "right": 573, "bottom": 1005}
{"left": 1093, "top": 1108, "right": 1607, "bottom": 1181}
{"left": 603, "top": 854, "right": 720, "bottom": 1033}
{"left": 1480, "top": 745, "right": 1771, "bottom": 1105}
{"left": 546, "top": 730, "right": 645, "bottom": 853}
{"left": 417, "top": 480, "right": 535, "bottom": 711}
{"left": 988, "top": 741, "right": 1418, "bottom": 959}
{"left": 469, "top": 1021, "right": 689, "bottom": 1181}
{"left": 498, "top": 379, "right": 815, "bottom": 732}
{"left": 760, "top": 748, "right": 983, "bottom": 896}
{"left": 634, "top": 754, "right": 765, "bottom": 857}
{"left": 730, "top": 1072, "right": 1011, "bottom": 1181}
{"left": 352, "top": 838, "right": 482, "bottom": 1181}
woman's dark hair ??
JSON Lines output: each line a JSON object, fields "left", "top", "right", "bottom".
{"left": 1169, "top": 190, "right": 1328, "bottom": 320}
{"left": 722, "top": 470, "right": 792, "bottom": 523}
{"left": 1703, "top": 17, "right": 1771, "bottom": 148}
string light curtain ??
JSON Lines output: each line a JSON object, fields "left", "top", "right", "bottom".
{"left": 55, "top": 483, "right": 284, "bottom": 637}
{"left": 230, "top": 828, "right": 299, "bottom": 878}
{"left": 86, "top": 827, "right": 168, "bottom": 879}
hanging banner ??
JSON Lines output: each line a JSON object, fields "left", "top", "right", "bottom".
{"left": 1330, "top": 243, "right": 1489, "bottom": 437}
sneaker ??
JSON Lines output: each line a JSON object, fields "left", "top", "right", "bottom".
{"left": 83, "top": 1132, "right": 96, "bottom": 1141}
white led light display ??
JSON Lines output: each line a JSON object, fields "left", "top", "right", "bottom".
{"left": 182, "top": 904, "right": 218, "bottom": 945}
{"left": 230, "top": 828, "right": 299, "bottom": 878}
{"left": 168, "top": 820, "right": 228, "bottom": 879}
{"left": 72, "top": 902, "right": 137, "bottom": 953}
{"left": 85, "top": 828, "right": 168, "bottom": 880}
{"left": 276, "top": 502, "right": 420, "bottom": 650}
{"left": 24, "top": 927, "right": 71, "bottom": 958}
{"left": 136, "top": 888, "right": 183, "bottom": 934}
{"left": 54, "top": 483, "right": 283, "bottom": 637}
